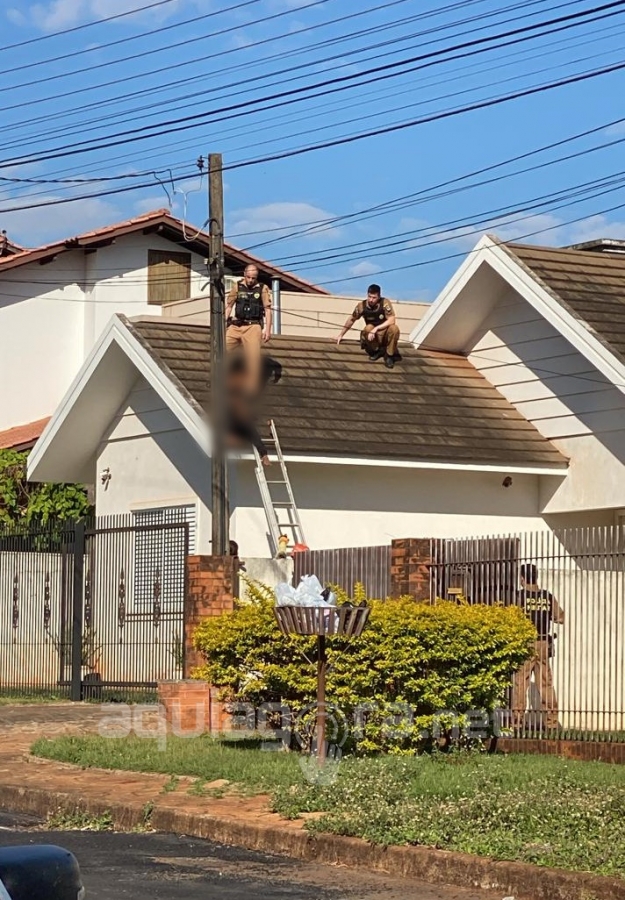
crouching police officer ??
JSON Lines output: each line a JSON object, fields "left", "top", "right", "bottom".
{"left": 336, "top": 283, "right": 400, "bottom": 368}
{"left": 226, "top": 264, "right": 272, "bottom": 392}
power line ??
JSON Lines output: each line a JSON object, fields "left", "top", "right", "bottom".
{"left": 4, "top": 0, "right": 576, "bottom": 173}
{"left": 3, "top": 0, "right": 332, "bottom": 97}
{"left": 4, "top": 167, "right": 625, "bottom": 281}
{"left": 0, "top": 0, "right": 544, "bottom": 150}
{"left": 0, "top": 170, "right": 197, "bottom": 214}
{"left": 33, "top": 12, "right": 620, "bottom": 190}
{"left": 0, "top": 0, "right": 180, "bottom": 52}
{"left": 313, "top": 194, "right": 625, "bottom": 287}
{"left": 243, "top": 131, "right": 625, "bottom": 257}
{"left": 0, "top": 0, "right": 499, "bottom": 134}
{"left": 239, "top": 113, "right": 625, "bottom": 248}
{"left": 2, "top": 0, "right": 622, "bottom": 171}
{"left": 0, "top": 0, "right": 263, "bottom": 78}
{"left": 225, "top": 54, "right": 625, "bottom": 173}
{"left": 270, "top": 172, "right": 625, "bottom": 272}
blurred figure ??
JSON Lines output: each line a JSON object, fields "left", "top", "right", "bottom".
{"left": 226, "top": 354, "right": 271, "bottom": 466}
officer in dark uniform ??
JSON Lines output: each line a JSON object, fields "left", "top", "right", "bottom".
{"left": 511, "top": 563, "right": 565, "bottom": 731}
{"left": 336, "top": 283, "right": 400, "bottom": 368}
{"left": 226, "top": 264, "right": 272, "bottom": 392}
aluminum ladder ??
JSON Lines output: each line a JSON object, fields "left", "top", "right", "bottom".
{"left": 253, "top": 419, "right": 306, "bottom": 555}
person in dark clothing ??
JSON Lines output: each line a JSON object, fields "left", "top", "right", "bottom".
{"left": 511, "top": 563, "right": 565, "bottom": 730}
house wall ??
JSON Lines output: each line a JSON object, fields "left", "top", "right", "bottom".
{"left": 164, "top": 291, "right": 428, "bottom": 341}
{"left": 231, "top": 462, "right": 545, "bottom": 556}
{"left": 467, "top": 286, "right": 625, "bottom": 517}
{"left": 95, "top": 380, "right": 546, "bottom": 556}
{"left": 95, "top": 377, "right": 213, "bottom": 552}
{"left": 0, "top": 234, "right": 208, "bottom": 432}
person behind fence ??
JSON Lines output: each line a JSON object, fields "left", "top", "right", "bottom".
{"left": 511, "top": 563, "right": 565, "bottom": 730}
{"left": 336, "top": 283, "right": 400, "bottom": 369}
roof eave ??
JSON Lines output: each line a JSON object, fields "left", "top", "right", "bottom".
{"left": 230, "top": 449, "right": 567, "bottom": 475}
{"left": 413, "top": 234, "right": 625, "bottom": 399}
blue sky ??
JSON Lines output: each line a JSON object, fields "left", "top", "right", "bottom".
{"left": 2, "top": 0, "right": 625, "bottom": 300}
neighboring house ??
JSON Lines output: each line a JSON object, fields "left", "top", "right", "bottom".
{"left": 0, "top": 209, "right": 326, "bottom": 438}
{"left": 0, "top": 418, "right": 51, "bottom": 452}
{"left": 412, "top": 235, "right": 625, "bottom": 527}
{"left": 0, "top": 209, "right": 425, "bottom": 443}
{"left": 28, "top": 314, "right": 566, "bottom": 556}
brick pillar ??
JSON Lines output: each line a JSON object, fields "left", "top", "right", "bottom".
{"left": 183, "top": 555, "right": 237, "bottom": 678}
{"left": 390, "top": 539, "right": 433, "bottom": 600}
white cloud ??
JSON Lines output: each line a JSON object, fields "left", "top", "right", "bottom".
{"left": 134, "top": 195, "right": 172, "bottom": 215}
{"left": 229, "top": 201, "right": 340, "bottom": 240}
{"left": 6, "top": 7, "right": 28, "bottom": 25}
{"left": 0, "top": 192, "right": 120, "bottom": 246}
{"left": 604, "top": 120, "right": 625, "bottom": 136}
{"left": 10, "top": 0, "right": 201, "bottom": 31}
{"left": 398, "top": 213, "right": 564, "bottom": 254}
{"left": 348, "top": 261, "right": 382, "bottom": 277}
{"left": 564, "top": 215, "right": 625, "bottom": 245}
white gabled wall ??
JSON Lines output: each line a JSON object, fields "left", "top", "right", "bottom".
{"left": 0, "top": 234, "right": 209, "bottom": 432}
{"left": 467, "top": 287, "right": 625, "bottom": 514}
{"left": 95, "top": 377, "right": 212, "bottom": 552}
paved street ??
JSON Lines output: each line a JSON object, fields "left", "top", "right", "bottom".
{"left": 0, "top": 813, "right": 500, "bottom": 900}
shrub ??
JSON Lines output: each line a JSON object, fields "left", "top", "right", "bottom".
{"left": 193, "top": 583, "right": 535, "bottom": 753}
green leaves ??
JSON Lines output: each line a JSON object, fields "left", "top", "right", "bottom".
{"left": 0, "top": 449, "right": 92, "bottom": 525}
{"left": 193, "top": 588, "right": 536, "bottom": 754}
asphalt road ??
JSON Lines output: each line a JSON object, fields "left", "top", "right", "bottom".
{"left": 0, "top": 812, "right": 500, "bottom": 900}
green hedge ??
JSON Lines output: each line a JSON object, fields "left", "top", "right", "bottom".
{"left": 193, "top": 584, "right": 535, "bottom": 753}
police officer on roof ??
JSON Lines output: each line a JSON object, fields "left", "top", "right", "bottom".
{"left": 336, "top": 283, "right": 401, "bottom": 369}
{"left": 226, "top": 264, "right": 272, "bottom": 392}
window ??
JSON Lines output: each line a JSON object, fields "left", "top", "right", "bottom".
{"left": 133, "top": 505, "right": 196, "bottom": 608}
{"left": 147, "top": 250, "right": 192, "bottom": 305}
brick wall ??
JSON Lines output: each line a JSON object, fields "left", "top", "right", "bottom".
{"left": 184, "top": 555, "right": 237, "bottom": 678}
{"left": 390, "top": 538, "right": 433, "bottom": 600}
{"left": 158, "top": 681, "right": 232, "bottom": 735}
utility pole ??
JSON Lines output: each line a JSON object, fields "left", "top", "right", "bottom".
{"left": 208, "top": 153, "right": 229, "bottom": 556}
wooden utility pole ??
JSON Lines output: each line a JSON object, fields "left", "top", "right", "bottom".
{"left": 208, "top": 153, "right": 229, "bottom": 556}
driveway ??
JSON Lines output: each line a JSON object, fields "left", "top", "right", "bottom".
{"left": 0, "top": 813, "right": 501, "bottom": 900}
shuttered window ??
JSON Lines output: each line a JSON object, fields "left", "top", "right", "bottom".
{"left": 133, "top": 504, "right": 196, "bottom": 608}
{"left": 147, "top": 250, "right": 192, "bottom": 305}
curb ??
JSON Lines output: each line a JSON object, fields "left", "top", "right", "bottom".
{"left": 1, "top": 783, "right": 624, "bottom": 900}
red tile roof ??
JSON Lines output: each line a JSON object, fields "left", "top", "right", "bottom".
{"left": 0, "top": 209, "right": 328, "bottom": 294}
{"left": 0, "top": 417, "right": 51, "bottom": 451}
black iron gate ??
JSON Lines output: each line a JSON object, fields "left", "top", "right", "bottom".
{"left": 0, "top": 515, "right": 188, "bottom": 701}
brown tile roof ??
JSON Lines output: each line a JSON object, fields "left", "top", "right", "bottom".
{"left": 0, "top": 417, "right": 51, "bottom": 451}
{"left": 127, "top": 318, "right": 566, "bottom": 469}
{"left": 0, "top": 209, "right": 328, "bottom": 295}
{"left": 501, "top": 239, "right": 625, "bottom": 367}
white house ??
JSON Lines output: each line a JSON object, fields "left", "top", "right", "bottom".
{"left": 27, "top": 309, "right": 566, "bottom": 557}
{"left": 412, "top": 234, "right": 625, "bottom": 528}
{"left": 0, "top": 209, "right": 325, "bottom": 444}
{"left": 26, "top": 231, "right": 625, "bottom": 556}
{"left": 0, "top": 209, "right": 427, "bottom": 450}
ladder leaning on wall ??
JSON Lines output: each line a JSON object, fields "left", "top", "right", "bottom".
{"left": 253, "top": 419, "right": 306, "bottom": 556}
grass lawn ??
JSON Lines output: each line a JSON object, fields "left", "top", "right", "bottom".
{"left": 33, "top": 735, "right": 625, "bottom": 878}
